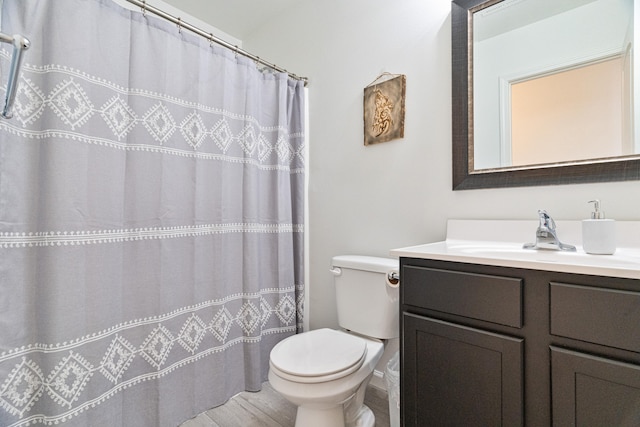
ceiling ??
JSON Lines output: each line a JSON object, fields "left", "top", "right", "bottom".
{"left": 160, "top": 0, "right": 299, "bottom": 40}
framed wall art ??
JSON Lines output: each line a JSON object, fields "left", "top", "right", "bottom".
{"left": 363, "top": 73, "right": 406, "bottom": 145}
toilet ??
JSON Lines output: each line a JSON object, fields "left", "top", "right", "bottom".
{"left": 268, "top": 255, "right": 399, "bottom": 427}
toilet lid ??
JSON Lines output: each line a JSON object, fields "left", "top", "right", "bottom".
{"left": 270, "top": 328, "right": 367, "bottom": 378}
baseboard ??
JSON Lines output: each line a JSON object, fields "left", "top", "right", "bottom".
{"left": 369, "top": 369, "right": 388, "bottom": 393}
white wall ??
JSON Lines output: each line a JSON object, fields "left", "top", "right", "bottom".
{"left": 241, "top": 0, "right": 640, "bottom": 332}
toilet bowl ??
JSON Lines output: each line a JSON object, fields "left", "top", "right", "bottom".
{"left": 268, "top": 328, "right": 384, "bottom": 427}
{"left": 268, "top": 255, "right": 399, "bottom": 427}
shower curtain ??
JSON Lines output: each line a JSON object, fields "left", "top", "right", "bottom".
{"left": 0, "top": 0, "right": 305, "bottom": 426}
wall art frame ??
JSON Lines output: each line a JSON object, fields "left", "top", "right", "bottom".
{"left": 363, "top": 74, "right": 406, "bottom": 145}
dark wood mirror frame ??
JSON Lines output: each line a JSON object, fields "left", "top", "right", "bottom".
{"left": 452, "top": 0, "right": 640, "bottom": 190}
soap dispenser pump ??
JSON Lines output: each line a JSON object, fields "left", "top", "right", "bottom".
{"left": 582, "top": 199, "right": 616, "bottom": 255}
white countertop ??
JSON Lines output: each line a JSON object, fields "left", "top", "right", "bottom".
{"left": 390, "top": 220, "right": 640, "bottom": 279}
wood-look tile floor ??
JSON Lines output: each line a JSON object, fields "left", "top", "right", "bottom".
{"left": 180, "top": 382, "right": 391, "bottom": 427}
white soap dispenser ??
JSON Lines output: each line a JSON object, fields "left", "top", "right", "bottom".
{"left": 582, "top": 199, "right": 616, "bottom": 255}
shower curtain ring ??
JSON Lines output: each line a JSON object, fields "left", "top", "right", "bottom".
{"left": 209, "top": 33, "right": 214, "bottom": 48}
{"left": 177, "top": 18, "right": 182, "bottom": 34}
{"left": 141, "top": 0, "right": 147, "bottom": 17}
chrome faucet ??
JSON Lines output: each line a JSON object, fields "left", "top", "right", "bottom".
{"left": 523, "top": 210, "right": 576, "bottom": 251}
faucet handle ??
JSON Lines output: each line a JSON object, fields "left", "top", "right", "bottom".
{"left": 537, "top": 209, "right": 556, "bottom": 230}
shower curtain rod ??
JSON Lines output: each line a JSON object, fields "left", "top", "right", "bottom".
{"left": 124, "top": 0, "right": 308, "bottom": 85}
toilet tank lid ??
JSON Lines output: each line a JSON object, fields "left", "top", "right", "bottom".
{"left": 332, "top": 255, "right": 398, "bottom": 274}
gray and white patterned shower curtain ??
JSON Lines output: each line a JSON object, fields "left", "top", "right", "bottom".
{"left": 0, "top": 0, "right": 305, "bottom": 426}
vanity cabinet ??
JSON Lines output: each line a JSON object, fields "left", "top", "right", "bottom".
{"left": 400, "top": 257, "right": 640, "bottom": 427}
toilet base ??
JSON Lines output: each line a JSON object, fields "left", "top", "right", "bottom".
{"left": 295, "top": 404, "right": 344, "bottom": 427}
{"left": 294, "top": 403, "right": 375, "bottom": 427}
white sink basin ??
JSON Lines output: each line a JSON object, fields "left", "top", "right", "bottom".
{"left": 451, "top": 239, "right": 639, "bottom": 265}
{"left": 391, "top": 220, "right": 640, "bottom": 279}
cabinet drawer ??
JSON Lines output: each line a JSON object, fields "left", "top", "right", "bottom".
{"left": 402, "top": 265, "right": 523, "bottom": 327}
{"left": 550, "top": 282, "right": 640, "bottom": 353}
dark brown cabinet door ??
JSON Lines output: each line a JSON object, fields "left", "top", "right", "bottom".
{"left": 551, "top": 346, "right": 640, "bottom": 427}
{"left": 402, "top": 313, "right": 524, "bottom": 426}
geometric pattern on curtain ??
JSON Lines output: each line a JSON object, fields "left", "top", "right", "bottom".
{"left": 0, "top": 0, "right": 305, "bottom": 426}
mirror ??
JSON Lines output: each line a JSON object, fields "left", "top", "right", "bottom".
{"left": 452, "top": 0, "right": 640, "bottom": 189}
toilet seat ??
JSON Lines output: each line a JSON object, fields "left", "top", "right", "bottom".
{"left": 270, "top": 328, "right": 367, "bottom": 383}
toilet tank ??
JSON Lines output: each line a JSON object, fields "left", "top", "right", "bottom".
{"left": 331, "top": 255, "right": 399, "bottom": 339}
